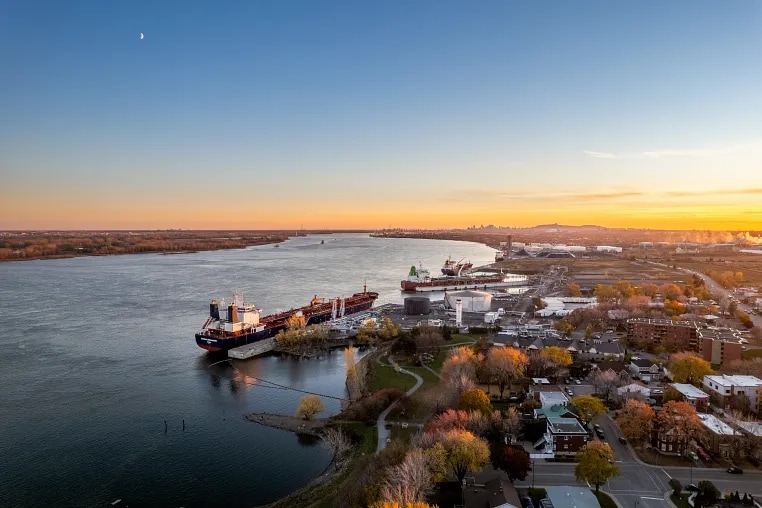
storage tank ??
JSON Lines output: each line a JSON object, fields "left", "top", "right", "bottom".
{"left": 404, "top": 296, "right": 431, "bottom": 315}
{"left": 445, "top": 290, "right": 493, "bottom": 312}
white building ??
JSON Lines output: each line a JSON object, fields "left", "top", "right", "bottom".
{"left": 703, "top": 374, "right": 762, "bottom": 412}
{"left": 540, "top": 391, "right": 569, "bottom": 409}
{"left": 445, "top": 290, "right": 492, "bottom": 312}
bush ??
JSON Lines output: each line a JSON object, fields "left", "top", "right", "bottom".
{"left": 669, "top": 478, "right": 682, "bottom": 495}
{"left": 339, "top": 388, "right": 404, "bottom": 423}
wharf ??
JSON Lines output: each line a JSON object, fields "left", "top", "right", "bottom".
{"left": 228, "top": 338, "right": 276, "bottom": 360}
{"left": 246, "top": 412, "right": 328, "bottom": 436}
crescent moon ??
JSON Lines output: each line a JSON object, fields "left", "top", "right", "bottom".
{"left": 140, "top": 33, "right": 144, "bottom": 40}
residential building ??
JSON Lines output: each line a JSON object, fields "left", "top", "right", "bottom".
{"left": 629, "top": 358, "right": 664, "bottom": 383}
{"left": 464, "top": 477, "right": 521, "bottom": 508}
{"left": 669, "top": 384, "right": 710, "bottom": 411}
{"left": 577, "top": 340, "right": 625, "bottom": 361}
{"left": 544, "top": 417, "right": 589, "bottom": 457}
{"left": 539, "top": 391, "right": 569, "bottom": 409}
{"left": 544, "top": 487, "right": 601, "bottom": 508}
{"left": 626, "top": 318, "right": 699, "bottom": 352}
{"left": 696, "top": 413, "right": 739, "bottom": 458}
{"left": 590, "top": 360, "right": 630, "bottom": 380}
{"left": 534, "top": 404, "right": 578, "bottom": 420}
{"left": 697, "top": 328, "right": 745, "bottom": 366}
{"left": 702, "top": 375, "right": 762, "bottom": 413}
{"left": 617, "top": 383, "right": 651, "bottom": 400}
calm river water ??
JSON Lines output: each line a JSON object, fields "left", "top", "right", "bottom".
{"left": 0, "top": 233, "right": 496, "bottom": 507}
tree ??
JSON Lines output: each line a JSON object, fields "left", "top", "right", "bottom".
{"left": 493, "top": 445, "right": 531, "bottom": 482}
{"left": 416, "top": 325, "right": 444, "bottom": 356}
{"left": 695, "top": 480, "right": 720, "bottom": 508}
{"left": 296, "top": 394, "right": 325, "bottom": 420}
{"left": 554, "top": 320, "right": 575, "bottom": 337}
{"left": 344, "top": 347, "right": 367, "bottom": 400}
{"left": 590, "top": 369, "right": 621, "bottom": 406}
{"left": 660, "top": 283, "right": 683, "bottom": 301}
{"left": 575, "top": 441, "right": 619, "bottom": 492}
{"left": 615, "top": 281, "right": 636, "bottom": 300}
{"left": 460, "top": 389, "right": 492, "bottom": 415}
{"left": 370, "top": 502, "right": 438, "bottom": 508}
{"left": 287, "top": 312, "right": 307, "bottom": 330}
{"left": 641, "top": 283, "right": 660, "bottom": 297}
{"left": 669, "top": 478, "right": 682, "bottom": 496}
{"left": 543, "top": 346, "right": 573, "bottom": 367}
{"left": 571, "top": 395, "right": 606, "bottom": 424}
{"left": 663, "top": 299, "right": 687, "bottom": 317}
{"left": 593, "top": 284, "right": 619, "bottom": 305}
{"left": 566, "top": 282, "right": 582, "bottom": 297}
{"left": 585, "top": 323, "right": 594, "bottom": 339}
{"left": 656, "top": 401, "right": 705, "bottom": 452}
{"left": 441, "top": 346, "right": 479, "bottom": 404}
{"left": 422, "top": 429, "right": 490, "bottom": 483}
{"left": 378, "top": 317, "right": 401, "bottom": 341}
{"left": 379, "top": 448, "right": 435, "bottom": 506}
{"left": 321, "top": 428, "right": 352, "bottom": 468}
{"left": 668, "top": 352, "right": 713, "bottom": 385}
{"left": 425, "top": 409, "right": 471, "bottom": 434}
{"left": 486, "top": 347, "right": 528, "bottom": 399}
{"left": 493, "top": 407, "right": 523, "bottom": 443}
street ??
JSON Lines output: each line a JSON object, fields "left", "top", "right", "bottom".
{"left": 516, "top": 414, "right": 762, "bottom": 508}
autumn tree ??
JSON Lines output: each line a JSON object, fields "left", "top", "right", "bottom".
{"left": 554, "top": 320, "right": 575, "bottom": 337}
{"left": 660, "top": 283, "right": 683, "bottom": 301}
{"left": 566, "top": 282, "right": 582, "bottom": 297}
{"left": 543, "top": 346, "right": 572, "bottom": 367}
{"left": 344, "top": 347, "right": 366, "bottom": 400}
{"left": 486, "top": 347, "right": 528, "bottom": 399}
{"left": 571, "top": 395, "right": 606, "bottom": 424}
{"left": 725, "top": 358, "right": 762, "bottom": 378}
{"left": 425, "top": 409, "right": 471, "bottom": 434}
{"left": 296, "top": 394, "right": 325, "bottom": 420}
{"left": 378, "top": 317, "right": 401, "bottom": 341}
{"left": 616, "top": 399, "right": 655, "bottom": 444}
{"left": 668, "top": 352, "right": 713, "bottom": 385}
{"left": 421, "top": 429, "right": 490, "bottom": 483}
{"left": 287, "top": 312, "right": 307, "bottom": 330}
{"left": 585, "top": 323, "right": 594, "bottom": 339}
{"left": 460, "top": 389, "right": 492, "bottom": 415}
{"left": 441, "top": 346, "right": 478, "bottom": 403}
{"left": 656, "top": 401, "right": 705, "bottom": 452}
{"left": 615, "top": 281, "right": 636, "bottom": 300}
{"left": 663, "top": 299, "right": 687, "bottom": 317}
{"left": 641, "top": 283, "right": 660, "bottom": 298}
{"left": 575, "top": 441, "right": 619, "bottom": 492}
{"left": 493, "top": 445, "right": 531, "bottom": 482}
{"left": 493, "top": 407, "right": 523, "bottom": 443}
{"left": 594, "top": 284, "right": 619, "bottom": 305}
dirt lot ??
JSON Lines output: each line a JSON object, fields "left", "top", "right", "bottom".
{"left": 669, "top": 252, "right": 762, "bottom": 289}
{"left": 493, "top": 257, "right": 687, "bottom": 286}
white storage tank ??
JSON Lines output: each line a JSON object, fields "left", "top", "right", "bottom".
{"left": 445, "top": 290, "right": 493, "bottom": 312}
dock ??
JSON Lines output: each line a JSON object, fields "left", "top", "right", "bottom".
{"left": 228, "top": 338, "right": 276, "bottom": 360}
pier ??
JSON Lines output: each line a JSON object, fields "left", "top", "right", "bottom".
{"left": 246, "top": 412, "right": 328, "bottom": 436}
{"left": 228, "top": 338, "right": 276, "bottom": 359}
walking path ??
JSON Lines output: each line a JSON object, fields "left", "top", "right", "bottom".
{"left": 376, "top": 354, "right": 423, "bottom": 453}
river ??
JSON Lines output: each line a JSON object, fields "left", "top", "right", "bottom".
{"left": 0, "top": 233, "right": 496, "bottom": 508}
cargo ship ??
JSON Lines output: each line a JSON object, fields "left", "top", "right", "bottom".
{"left": 195, "top": 285, "right": 379, "bottom": 352}
{"left": 441, "top": 256, "right": 473, "bottom": 276}
{"left": 401, "top": 264, "right": 526, "bottom": 292}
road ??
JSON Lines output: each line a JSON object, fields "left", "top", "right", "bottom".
{"left": 516, "top": 414, "right": 762, "bottom": 508}
{"left": 680, "top": 267, "right": 762, "bottom": 329}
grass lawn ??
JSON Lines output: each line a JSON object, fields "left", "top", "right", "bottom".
{"left": 337, "top": 422, "right": 378, "bottom": 455}
{"left": 593, "top": 491, "right": 617, "bottom": 508}
{"left": 635, "top": 447, "right": 697, "bottom": 467}
{"left": 369, "top": 363, "right": 416, "bottom": 392}
{"left": 671, "top": 493, "right": 691, "bottom": 508}
{"left": 390, "top": 425, "right": 418, "bottom": 442}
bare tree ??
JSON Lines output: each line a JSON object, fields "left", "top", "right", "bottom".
{"left": 494, "top": 407, "right": 522, "bottom": 443}
{"left": 416, "top": 325, "right": 444, "bottom": 356}
{"left": 463, "top": 410, "right": 491, "bottom": 437}
{"left": 321, "top": 428, "right": 353, "bottom": 469}
{"left": 379, "top": 448, "right": 435, "bottom": 505}
{"left": 590, "top": 370, "right": 621, "bottom": 405}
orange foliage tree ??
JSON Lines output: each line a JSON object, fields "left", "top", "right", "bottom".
{"left": 616, "top": 399, "right": 655, "bottom": 444}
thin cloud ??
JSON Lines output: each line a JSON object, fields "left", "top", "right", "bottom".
{"left": 584, "top": 151, "right": 619, "bottom": 159}
{"left": 666, "top": 188, "right": 762, "bottom": 197}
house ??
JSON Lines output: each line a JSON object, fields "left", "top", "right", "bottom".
{"left": 591, "top": 360, "right": 629, "bottom": 380}
{"left": 541, "top": 417, "right": 589, "bottom": 457}
{"left": 540, "top": 391, "right": 569, "bottom": 409}
{"left": 669, "top": 384, "right": 710, "bottom": 411}
{"left": 578, "top": 340, "right": 625, "bottom": 361}
{"left": 464, "top": 477, "right": 521, "bottom": 508}
{"left": 696, "top": 413, "right": 740, "bottom": 458}
{"left": 617, "top": 383, "right": 651, "bottom": 400}
{"left": 544, "top": 486, "right": 601, "bottom": 508}
{"left": 702, "top": 374, "right": 762, "bottom": 413}
{"left": 629, "top": 358, "right": 663, "bottom": 383}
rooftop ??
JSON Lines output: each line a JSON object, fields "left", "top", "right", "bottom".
{"left": 545, "top": 486, "right": 601, "bottom": 508}
{"left": 697, "top": 413, "right": 739, "bottom": 436}
{"left": 704, "top": 374, "right": 762, "bottom": 388}
{"left": 631, "top": 358, "right": 656, "bottom": 368}
{"left": 735, "top": 421, "right": 762, "bottom": 437}
{"left": 547, "top": 417, "right": 587, "bottom": 435}
{"left": 670, "top": 383, "right": 709, "bottom": 399}
{"left": 627, "top": 318, "right": 700, "bottom": 328}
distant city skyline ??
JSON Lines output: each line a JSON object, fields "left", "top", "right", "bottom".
{"left": 2, "top": 1, "right": 761, "bottom": 230}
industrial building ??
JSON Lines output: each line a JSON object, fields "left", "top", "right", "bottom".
{"left": 444, "top": 289, "right": 492, "bottom": 312}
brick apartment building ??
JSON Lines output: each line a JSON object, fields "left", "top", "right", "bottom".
{"left": 542, "top": 417, "right": 589, "bottom": 457}
{"left": 626, "top": 318, "right": 699, "bottom": 352}
{"left": 697, "top": 329, "right": 743, "bottom": 366}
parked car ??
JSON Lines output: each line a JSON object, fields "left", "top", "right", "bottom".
{"left": 618, "top": 436, "right": 627, "bottom": 444}
{"left": 595, "top": 429, "right": 605, "bottom": 439}
{"left": 574, "top": 379, "right": 581, "bottom": 385}
{"left": 686, "top": 484, "right": 699, "bottom": 492}
{"left": 727, "top": 467, "right": 744, "bottom": 474}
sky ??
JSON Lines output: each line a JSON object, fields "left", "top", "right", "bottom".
{"left": 1, "top": 0, "right": 762, "bottom": 231}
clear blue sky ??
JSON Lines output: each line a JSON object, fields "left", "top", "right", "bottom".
{"left": 2, "top": 0, "right": 762, "bottom": 229}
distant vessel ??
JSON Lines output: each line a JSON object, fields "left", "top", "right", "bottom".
{"left": 494, "top": 251, "right": 506, "bottom": 262}
{"left": 441, "top": 256, "right": 473, "bottom": 276}
{"left": 401, "top": 264, "right": 524, "bottom": 292}
{"left": 195, "top": 286, "right": 379, "bottom": 352}
{"left": 320, "top": 240, "right": 325, "bottom": 244}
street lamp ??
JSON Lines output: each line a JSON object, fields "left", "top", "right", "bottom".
{"left": 532, "top": 459, "right": 536, "bottom": 489}
{"left": 462, "top": 478, "right": 467, "bottom": 507}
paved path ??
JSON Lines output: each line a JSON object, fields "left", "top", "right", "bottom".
{"left": 376, "top": 355, "right": 423, "bottom": 454}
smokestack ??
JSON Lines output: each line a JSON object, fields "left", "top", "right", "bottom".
{"left": 455, "top": 298, "right": 463, "bottom": 327}
{"left": 507, "top": 235, "right": 512, "bottom": 258}
{"left": 210, "top": 300, "right": 220, "bottom": 320}
{"left": 228, "top": 304, "right": 238, "bottom": 323}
